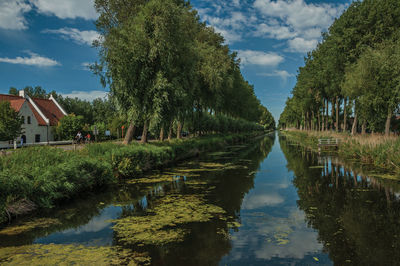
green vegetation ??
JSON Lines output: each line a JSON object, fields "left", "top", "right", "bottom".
{"left": 0, "top": 133, "right": 260, "bottom": 224}
{"left": 279, "top": 0, "right": 400, "bottom": 136}
{"left": 0, "top": 244, "right": 150, "bottom": 265}
{"left": 0, "top": 101, "right": 23, "bottom": 142}
{"left": 94, "top": 0, "right": 275, "bottom": 144}
{"left": 283, "top": 130, "right": 400, "bottom": 175}
{"left": 112, "top": 194, "right": 226, "bottom": 245}
{"left": 55, "top": 114, "right": 85, "bottom": 140}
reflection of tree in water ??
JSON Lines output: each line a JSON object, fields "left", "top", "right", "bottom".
{"left": 122, "top": 135, "right": 276, "bottom": 265}
{"left": 279, "top": 134, "right": 400, "bottom": 265}
{"left": 0, "top": 135, "right": 276, "bottom": 265}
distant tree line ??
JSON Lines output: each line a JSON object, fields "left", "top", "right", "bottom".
{"left": 93, "top": 0, "right": 275, "bottom": 144}
{"left": 279, "top": 0, "right": 400, "bottom": 136}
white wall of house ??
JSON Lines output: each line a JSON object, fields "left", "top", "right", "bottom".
{"left": 19, "top": 101, "right": 49, "bottom": 144}
{"left": 0, "top": 101, "right": 56, "bottom": 148}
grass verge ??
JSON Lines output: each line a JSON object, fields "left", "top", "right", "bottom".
{"left": 0, "top": 132, "right": 261, "bottom": 224}
{"left": 282, "top": 129, "right": 400, "bottom": 175}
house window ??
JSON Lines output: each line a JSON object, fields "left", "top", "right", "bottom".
{"left": 35, "top": 134, "right": 40, "bottom": 143}
{"left": 27, "top": 116, "right": 31, "bottom": 124}
{"left": 22, "top": 116, "right": 25, "bottom": 124}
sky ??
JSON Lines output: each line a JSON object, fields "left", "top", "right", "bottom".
{"left": 0, "top": 0, "right": 351, "bottom": 121}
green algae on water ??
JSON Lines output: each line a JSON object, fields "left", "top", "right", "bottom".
{"left": 0, "top": 218, "right": 61, "bottom": 236}
{"left": 111, "top": 194, "right": 226, "bottom": 246}
{"left": 0, "top": 244, "right": 150, "bottom": 265}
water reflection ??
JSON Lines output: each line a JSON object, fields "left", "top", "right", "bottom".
{"left": 280, "top": 134, "right": 400, "bottom": 266}
{"left": 220, "top": 133, "right": 328, "bottom": 266}
{"left": 0, "top": 134, "right": 277, "bottom": 265}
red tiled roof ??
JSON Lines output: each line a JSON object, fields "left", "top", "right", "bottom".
{"left": 0, "top": 94, "right": 65, "bottom": 126}
{"left": 0, "top": 94, "right": 22, "bottom": 101}
{"left": 9, "top": 99, "right": 25, "bottom": 112}
{"left": 32, "top": 98, "right": 65, "bottom": 126}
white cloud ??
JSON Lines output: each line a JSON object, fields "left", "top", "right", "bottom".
{"left": 62, "top": 90, "right": 108, "bottom": 101}
{"left": 253, "top": 0, "right": 344, "bottom": 30}
{"left": 237, "top": 50, "right": 284, "bottom": 66}
{"left": 30, "top": 0, "right": 97, "bottom": 20}
{"left": 258, "top": 70, "right": 294, "bottom": 81}
{"left": 43, "top": 27, "right": 99, "bottom": 46}
{"left": 0, "top": 0, "right": 32, "bottom": 30}
{"left": 254, "top": 23, "right": 297, "bottom": 40}
{"left": 253, "top": 0, "right": 346, "bottom": 53}
{"left": 287, "top": 37, "right": 318, "bottom": 53}
{"left": 0, "top": 52, "right": 60, "bottom": 67}
{"left": 198, "top": 0, "right": 345, "bottom": 53}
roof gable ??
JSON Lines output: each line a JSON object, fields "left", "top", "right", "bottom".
{"left": 31, "top": 98, "right": 65, "bottom": 126}
{"left": 0, "top": 94, "right": 66, "bottom": 126}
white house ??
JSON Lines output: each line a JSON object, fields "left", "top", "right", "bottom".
{"left": 0, "top": 90, "right": 67, "bottom": 147}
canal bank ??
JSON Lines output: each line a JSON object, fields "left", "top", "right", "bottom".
{"left": 281, "top": 130, "right": 400, "bottom": 179}
{"left": 1, "top": 132, "right": 400, "bottom": 265}
{"left": 0, "top": 132, "right": 267, "bottom": 225}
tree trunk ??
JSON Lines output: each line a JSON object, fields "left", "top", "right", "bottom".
{"left": 326, "top": 100, "right": 329, "bottom": 131}
{"left": 122, "top": 123, "right": 136, "bottom": 145}
{"left": 335, "top": 96, "right": 339, "bottom": 132}
{"left": 140, "top": 120, "right": 149, "bottom": 144}
{"left": 361, "top": 121, "right": 366, "bottom": 135}
{"left": 317, "top": 110, "right": 320, "bottom": 132}
{"left": 343, "top": 97, "right": 347, "bottom": 132}
{"left": 168, "top": 122, "right": 173, "bottom": 140}
{"left": 159, "top": 126, "right": 164, "bottom": 141}
{"left": 351, "top": 112, "right": 357, "bottom": 136}
{"left": 311, "top": 111, "right": 315, "bottom": 131}
{"left": 385, "top": 107, "right": 392, "bottom": 136}
{"left": 321, "top": 101, "right": 325, "bottom": 131}
{"left": 177, "top": 121, "right": 182, "bottom": 139}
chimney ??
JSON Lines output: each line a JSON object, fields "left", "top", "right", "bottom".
{"left": 19, "top": 90, "right": 26, "bottom": 98}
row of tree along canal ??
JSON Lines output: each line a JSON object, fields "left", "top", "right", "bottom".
{"left": 279, "top": 0, "right": 400, "bottom": 136}
{"left": 93, "top": 0, "right": 275, "bottom": 144}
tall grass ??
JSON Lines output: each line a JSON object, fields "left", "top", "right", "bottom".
{"left": 0, "top": 133, "right": 259, "bottom": 224}
{"left": 283, "top": 129, "right": 400, "bottom": 173}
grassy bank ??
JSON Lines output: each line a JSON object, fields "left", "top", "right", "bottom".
{"left": 282, "top": 130, "right": 400, "bottom": 174}
{"left": 0, "top": 132, "right": 262, "bottom": 224}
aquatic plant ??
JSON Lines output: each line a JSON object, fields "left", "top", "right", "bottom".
{"left": 112, "top": 194, "right": 226, "bottom": 245}
{"left": 0, "top": 244, "right": 150, "bottom": 265}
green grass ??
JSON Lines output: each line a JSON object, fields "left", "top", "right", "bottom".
{"left": 0, "top": 132, "right": 260, "bottom": 224}
{"left": 283, "top": 130, "right": 400, "bottom": 175}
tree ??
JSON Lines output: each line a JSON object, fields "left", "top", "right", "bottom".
{"left": 8, "top": 87, "right": 18, "bottom": 96}
{"left": 56, "top": 115, "right": 85, "bottom": 140}
{"left": 0, "top": 102, "right": 23, "bottom": 141}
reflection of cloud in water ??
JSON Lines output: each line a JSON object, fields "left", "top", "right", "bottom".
{"left": 242, "top": 193, "right": 284, "bottom": 209}
{"left": 228, "top": 209, "right": 322, "bottom": 261}
{"left": 63, "top": 206, "right": 120, "bottom": 235}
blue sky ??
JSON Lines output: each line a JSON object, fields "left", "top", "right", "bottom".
{"left": 0, "top": 0, "right": 351, "bottom": 121}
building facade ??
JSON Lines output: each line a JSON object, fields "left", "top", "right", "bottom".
{"left": 0, "top": 91, "right": 67, "bottom": 147}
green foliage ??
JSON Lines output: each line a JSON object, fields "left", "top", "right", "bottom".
{"left": 94, "top": 0, "right": 272, "bottom": 138}
{"left": 0, "top": 133, "right": 258, "bottom": 223}
{"left": 0, "top": 101, "right": 23, "bottom": 141}
{"left": 56, "top": 115, "right": 85, "bottom": 140}
{"left": 279, "top": 0, "right": 400, "bottom": 134}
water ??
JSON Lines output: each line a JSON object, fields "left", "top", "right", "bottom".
{"left": 0, "top": 133, "right": 400, "bottom": 265}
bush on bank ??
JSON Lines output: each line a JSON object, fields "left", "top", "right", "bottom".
{"left": 0, "top": 133, "right": 260, "bottom": 224}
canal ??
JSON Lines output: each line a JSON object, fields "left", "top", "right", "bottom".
{"left": 0, "top": 132, "right": 399, "bottom": 265}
